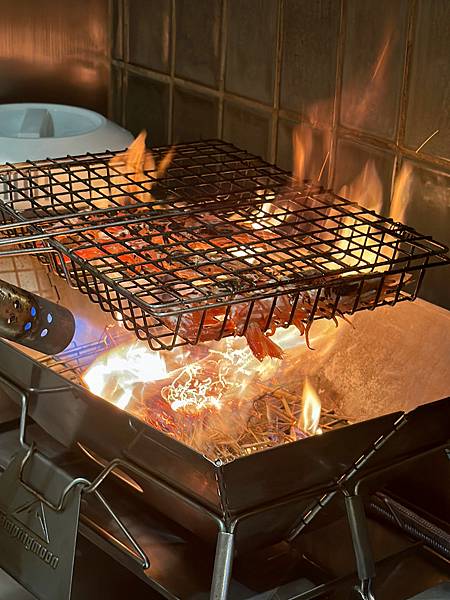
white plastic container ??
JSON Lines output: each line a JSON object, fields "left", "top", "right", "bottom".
{"left": 0, "top": 103, "right": 133, "bottom": 163}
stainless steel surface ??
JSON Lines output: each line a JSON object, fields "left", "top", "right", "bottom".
{"left": 0, "top": 0, "right": 108, "bottom": 114}
{"left": 211, "top": 532, "right": 235, "bottom": 600}
{"left": 0, "top": 569, "right": 34, "bottom": 599}
{"left": 0, "top": 423, "right": 449, "bottom": 600}
{"left": 0, "top": 386, "right": 149, "bottom": 599}
{"left": 0, "top": 391, "right": 20, "bottom": 426}
{"left": 0, "top": 448, "right": 82, "bottom": 600}
{"left": 410, "top": 583, "right": 450, "bottom": 599}
{"left": 0, "top": 262, "right": 449, "bottom": 553}
{"left": 0, "top": 541, "right": 159, "bottom": 600}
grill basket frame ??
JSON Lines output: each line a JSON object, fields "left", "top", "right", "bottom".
{"left": 0, "top": 140, "right": 448, "bottom": 351}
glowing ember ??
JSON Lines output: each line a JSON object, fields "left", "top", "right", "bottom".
{"left": 83, "top": 342, "right": 167, "bottom": 409}
{"left": 251, "top": 196, "right": 280, "bottom": 230}
{"left": 299, "top": 377, "right": 322, "bottom": 436}
{"left": 292, "top": 100, "right": 332, "bottom": 185}
{"left": 163, "top": 360, "right": 225, "bottom": 413}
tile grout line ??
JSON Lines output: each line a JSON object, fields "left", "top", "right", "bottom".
{"left": 111, "top": 1, "right": 450, "bottom": 178}
{"left": 111, "top": 51, "right": 450, "bottom": 173}
{"left": 121, "top": 0, "right": 130, "bottom": 127}
{"left": 119, "top": 0, "right": 126, "bottom": 126}
{"left": 113, "top": 60, "right": 173, "bottom": 84}
{"left": 397, "top": 0, "right": 417, "bottom": 151}
{"left": 111, "top": 61, "right": 450, "bottom": 173}
{"left": 388, "top": 0, "right": 418, "bottom": 211}
{"left": 107, "top": 0, "right": 114, "bottom": 120}
{"left": 168, "top": 0, "right": 177, "bottom": 144}
{"left": 391, "top": 0, "right": 418, "bottom": 196}
{"left": 328, "top": 0, "right": 346, "bottom": 189}
{"left": 270, "top": 0, "right": 284, "bottom": 164}
{"left": 218, "top": 0, "right": 228, "bottom": 139}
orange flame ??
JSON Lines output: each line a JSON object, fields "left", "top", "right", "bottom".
{"left": 298, "top": 377, "right": 322, "bottom": 435}
{"left": 339, "top": 160, "right": 383, "bottom": 215}
{"left": 390, "top": 163, "right": 413, "bottom": 224}
{"left": 293, "top": 124, "right": 314, "bottom": 183}
{"left": 110, "top": 130, "right": 174, "bottom": 182}
{"left": 110, "top": 130, "right": 155, "bottom": 177}
{"left": 292, "top": 101, "right": 332, "bottom": 185}
{"left": 83, "top": 342, "right": 167, "bottom": 409}
{"left": 80, "top": 328, "right": 335, "bottom": 460}
{"left": 82, "top": 326, "right": 319, "bottom": 416}
{"left": 94, "top": 130, "right": 174, "bottom": 209}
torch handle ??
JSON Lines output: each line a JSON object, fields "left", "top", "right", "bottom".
{"left": 0, "top": 279, "right": 75, "bottom": 355}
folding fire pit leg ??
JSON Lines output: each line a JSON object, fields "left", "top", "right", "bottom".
{"left": 345, "top": 494, "right": 376, "bottom": 600}
{"left": 210, "top": 529, "right": 235, "bottom": 600}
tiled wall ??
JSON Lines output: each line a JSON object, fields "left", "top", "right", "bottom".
{"left": 110, "top": 0, "right": 449, "bottom": 308}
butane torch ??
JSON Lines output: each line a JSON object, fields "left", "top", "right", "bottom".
{"left": 0, "top": 279, "right": 75, "bottom": 355}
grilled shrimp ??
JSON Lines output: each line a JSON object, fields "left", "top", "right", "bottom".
{"left": 161, "top": 290, "right": 318, "bottom": 362}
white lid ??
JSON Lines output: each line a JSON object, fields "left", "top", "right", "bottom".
{"left": 0, "top": 103, "right": 104, "bottom": 139}
{"left": 0, "top": 103, "right": 133, "bottom": 163}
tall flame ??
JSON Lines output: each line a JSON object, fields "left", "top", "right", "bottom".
{"left": 83, "top": 342, "right": 167, "bottom": 409}
{"left": 390, "top": 162, "right": 413, "bottom": 224}
{"left": 298, "top": 377, "right": 322, "bottom": 436}
{"left": 293, "top": 123, "right": 314, "bottom": 183}
{"left": 339, "top": 160, "right": 383, "bottom": 215}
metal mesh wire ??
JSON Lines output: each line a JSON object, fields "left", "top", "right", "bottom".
{"left": 0, "top": 140, "right": 448, "bottom": 351}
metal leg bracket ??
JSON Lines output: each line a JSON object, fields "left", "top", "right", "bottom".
{"left": 0, "top": 374, "right": 149, "bottom": 600}
{"left": 210, "top": 530, "right": 235, "bottom": 600}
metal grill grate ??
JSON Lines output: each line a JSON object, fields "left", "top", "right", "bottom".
{"left": 0, "top": 140, "right": 448, "bottom": 351}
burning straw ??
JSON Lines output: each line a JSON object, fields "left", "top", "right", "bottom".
{"left": 135, "top": 378, "right": 324, "bottom": 463}
{"left": 81, "top": 335, "right": 338, "bottom": 462}
{"left": 81, "top": 336, "right": 335, "bottom": 463}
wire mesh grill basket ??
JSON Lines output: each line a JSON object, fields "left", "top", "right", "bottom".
{"left": 0, "top": 140, "right": 448, "bottom": 350}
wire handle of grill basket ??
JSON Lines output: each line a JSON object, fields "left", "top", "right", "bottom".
{"left": 0, "top": 373, "right": 150, "bottom": 600}
{"left": 0, "top": 234, "right": 76, "bottom": 288}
